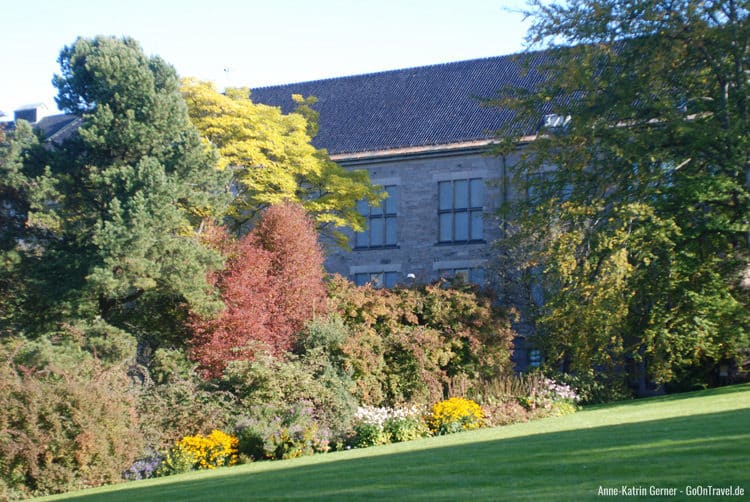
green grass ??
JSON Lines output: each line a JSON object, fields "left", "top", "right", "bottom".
{"left": 41, "top": 384, "right": 750, "bottom": 501}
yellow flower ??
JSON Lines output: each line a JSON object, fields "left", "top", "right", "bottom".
{"left": 175, "top": 430, "right": 239, "bottom": 470}
{"left": 429, "top": 397, "right": 484, "bottom": 435}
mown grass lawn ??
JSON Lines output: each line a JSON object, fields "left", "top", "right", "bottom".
{"left": 41, "top": 384, "right": 750, "bottom": 501}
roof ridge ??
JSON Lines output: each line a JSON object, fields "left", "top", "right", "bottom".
{"left": 252, "top": 49, "right": 547, "bottom": 91}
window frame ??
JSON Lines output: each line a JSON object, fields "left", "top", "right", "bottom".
{"left": 354, "top": 271, "right": 399, "bottom": 289}
{"left": 354, "top": 185, "right": 398, "bottom": 249}
{"left": 437, "top": 178, "right": 484, "bottom": 244}
{"left": 438, "top": 267, "right": 485, "bottom": 286}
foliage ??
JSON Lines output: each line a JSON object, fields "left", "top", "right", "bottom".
{"left": 493, "top": 0, "right": 750, "bottom": 391}
{"left": 428, "top": 397, "right": 485, "bottom": 435}
{"left": 234, "top": 403, "right": 330, "bottom": 461}
{"left": 327, "top": 276, "right": 516, "bottom": 406}
{"left": 465, "top": 373, "right": 580, "bottom": 424}
{"left": 480, "top": 399, "right": 531, "bottom": 427}
{"left": 219, "top": 347, "right": 357, "bottom": 438}
{"left": 0, "top": 337, "right": 143, "bottom": 498}
{"left": 136, "top": 361, "right": 235, "bottom": 452}
{"left": 30, "top": 385, "right": 750, "bottom": 501}
{"left": 0, "top": 120, "right": 60, "bottom": 335}
{"left": 553, "top": 370, "right": 633, "bottom": 405}
{"left": 0, "top": 36, "right": 231, "bottom": 347}
{"left": 383, "top": 415, "right": 429, "bottom": 443}
{"left": 350, "top": 422, "right": 389, "bottom": 448}
{"left": 189, "top": 203, "right": 327, "bottom": 377}
{"left": 181, "top": 79, "right": 382, "bottom": 244}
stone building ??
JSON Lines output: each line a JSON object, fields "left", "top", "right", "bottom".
{"left": 251, "top": 52, "right": 550, "bottom": 290}
{"left": 252, "top": 52, "right": 555, "bottom": 369}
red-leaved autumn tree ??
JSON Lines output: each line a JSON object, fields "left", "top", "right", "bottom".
{"left": 189, "top": 202, "right": 327, "bottom": 378}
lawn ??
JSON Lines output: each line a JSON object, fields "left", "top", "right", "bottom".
{"left": 41, "top": 384, "right": 750, "bottom": 501}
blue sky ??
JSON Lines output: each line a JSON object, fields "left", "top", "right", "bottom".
{"left": 0, "top": 0, "right": 530, "bottom": 118}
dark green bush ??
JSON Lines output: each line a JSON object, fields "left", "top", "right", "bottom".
{"left": 220, "top": 345, "right": 357, "bottom": 438}
{"left": 137, "top": 366, "right": 235, "bottom": 452}
{"left": 234, "top": 402, "right": 330, "bottom": 460}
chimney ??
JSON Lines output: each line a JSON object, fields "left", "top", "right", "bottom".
{"left": 14, "top": 103, "right": 48, "bottom": 123}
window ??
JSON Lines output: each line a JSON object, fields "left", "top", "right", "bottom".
{"left": 438, "top": 179, "right": 483, "bottom": 243}
{"left": 542, "top": 114, "right": 571, "bottom": 129}
{"left": 354, "top": 271, "right": 399, "bottom": 289}
{"left": 355, "top": 186, "right": 398, "bottom": 249}
{"left": 528, "top": 349, "right": 542, "bottom": 369}
{"left": 439, "top": 267, "right": 485, "bottom": 286}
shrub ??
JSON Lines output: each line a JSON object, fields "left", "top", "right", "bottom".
{"left": 234, "top": 402, "right": 330, "bottom": 461}
{"left": 466, "top": 373, "right": 583, "bottom": 424}
{"left": 327, "top": 276, "right": 516, "bottom": 407}
{"left": 481, "top": 399, "right": 531, "bottom": 427}
{"left": 383, "top": 415, "right": 430, "bottom": 443}
{"left": 553, "top": 370, "right": 633, "bottom": 404}
{"left": 137, "top": 362, "right": 235, "bottom": 452}
{"left": 220, "top": 348, "right": 357, "bottom": 439}
{"left": 351, "top": 422, "right": 389, "bottom": 448}
{"left": 428, "top": 397, "right": 485, "bottom": 435}
{"left": 0, "top": 336, "right": 143, "bottom": 498}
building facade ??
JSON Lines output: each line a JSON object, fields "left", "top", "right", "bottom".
{"left": 251, "top": 52, "right": 549, "bottom": 290}
{"left": 327, "top": 144, "right": 516, "bottom": 289}
{"left": 252, "top": 53, "right": 552, "bottom": 369}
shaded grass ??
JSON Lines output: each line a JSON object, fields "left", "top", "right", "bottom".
{"left": 41, "top": 384, "right": 750, "bottom": 501}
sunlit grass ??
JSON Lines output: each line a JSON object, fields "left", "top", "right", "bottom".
{"left": 41, "top": 384, "right": 750, "bottom": 501}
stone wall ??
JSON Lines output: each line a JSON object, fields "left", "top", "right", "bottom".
{"left": 325, "top": 148, "right": 508, "bottom": 283}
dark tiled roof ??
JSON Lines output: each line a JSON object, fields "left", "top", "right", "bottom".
{"left": 251, "top": 51, "right": 554, "bottom": 156}
{"left": 3, "top": 113, "right": 83, "bottom": 144}
{"left": 35, "top": 114, "right": 82, "bottom": 144}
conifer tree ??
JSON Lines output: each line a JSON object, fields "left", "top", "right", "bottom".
{"left": 3, "top": 36, "right": 230, "bottom": 334}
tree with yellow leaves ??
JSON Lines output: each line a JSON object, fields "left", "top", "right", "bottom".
{"left": 182, "top": 79, "right": 382, "bottom": 245}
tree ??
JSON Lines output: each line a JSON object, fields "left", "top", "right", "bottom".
{"left": 181, "top": 79, "right": 382, "bottom": 245}
{"left": 189, "top": 202, "right": 327, "bottom": 378}
{"left": 2, "top": 36, "right": 230, "bottom": 336}
{"left": 494, "top": 1, "right": 750, "bottom": 392}
{"left": 0, "top": 121, "right": 59, "bottom": 333}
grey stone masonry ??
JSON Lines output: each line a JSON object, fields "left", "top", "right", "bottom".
{"left": 325, "top": 146, "right": 523, "bottom": 287}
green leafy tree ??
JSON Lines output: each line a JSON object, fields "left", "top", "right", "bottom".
{"left": 3, "top": 36, "right": 230, "bottom": 336}
{"left": 494, "top": 1, "right": 750, "bottom": 392}
{"left": 181, "top": 79, "right": 382, "bottom": 245}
